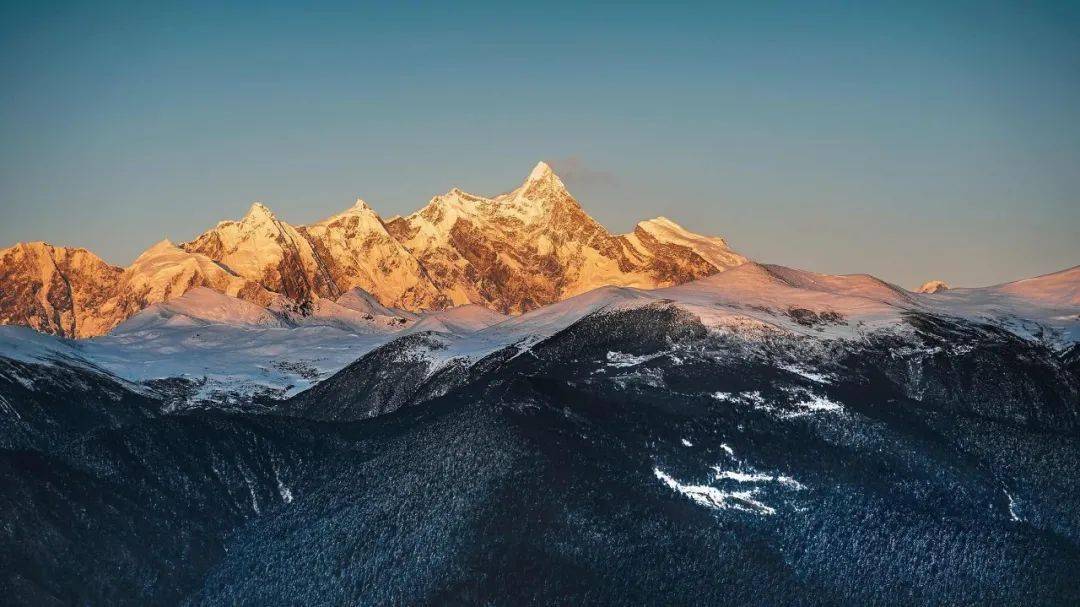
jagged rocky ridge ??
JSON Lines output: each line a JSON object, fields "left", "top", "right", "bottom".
{"left": 0, "top": 162, "right": 746, "bottom": 337}
{"left": 1, "top": 260, "right": 1078, "bottom": 604}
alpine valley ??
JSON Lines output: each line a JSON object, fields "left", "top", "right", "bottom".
{"left": 2, "top": 163, "right": 1079, "bottom": 605}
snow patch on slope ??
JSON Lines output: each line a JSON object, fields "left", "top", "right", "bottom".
{"left": 406, "top": 305, "right": 507, "bottom": 336}
{"left": 654, "top": 467, "right": 777, "bottom": 515}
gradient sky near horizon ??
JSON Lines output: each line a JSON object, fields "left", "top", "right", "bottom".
{"left": 1, "top": 1, "right": 1078, "bottom": 289}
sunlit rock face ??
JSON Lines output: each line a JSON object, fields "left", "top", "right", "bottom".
{"left": 387, "top": 162, "right": 745, "bottom": 314}
{"left": 298, "top": 199, "right": 449, "bottom": 311}
{"left": 0, "top": 162, "right": 745, "bottom": 337}
{"left": 0, "top": 242, "right": 122, "bottom": 338}
{"left": 918, "top": 280, "right": 950, "bottom": 294}
{"left": 182, "top": 202, "right": 340, "bottom": 304}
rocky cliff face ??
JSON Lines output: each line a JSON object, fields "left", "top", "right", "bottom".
{"left": 298, "top": 199, "right": 449, "bottom": 311}
{"left": 182, "top": 202, "right": 340, "bottom": 304}
{"left": 0, "top": 243, "right": 122, "bottom": 338}
{"left": 0, "top": 240, "right": 286, "bottom": 338}
{"left": 0, "top": 162, "right": 746, "bottom": 337}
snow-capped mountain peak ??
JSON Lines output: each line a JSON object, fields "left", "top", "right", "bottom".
{"left": 520, "top": 161, "right": 567, "bottom": 195}
{"left": 917, "top": 280, "right": 950, "bottom": 294}
{"left": 412, "top": 190, "right": 475, "bottom": 227}
{"left": 300, "top": 195, "right": 446, "bottom": 311}
{"left": 505, "top": 161, "right": 573, "bottom": 212}
{"left": 0, "top": 161, "right": 748, "bottom": 336}
{"left": 635, "top": 216, "right": 741, "bottom": 256}
{"left": 130, "top": 239, "right": 188, "bottom": 265}
{"left": 0, "top": 241, "right": 122, "bottom": 337}
{"left": 526, "top": 160, "right": 555, "bottom": 182}
{"left": 311, "top": 198, "right": 384, "bottom": 227}
{"left": 242, "top": 201, "right": 278, "bottom": 223}
{"left": 182, "top": 201, "right": 339, "bottom": 304}
{"left": 340, "top": 198, "right": 377, "bottom": 215}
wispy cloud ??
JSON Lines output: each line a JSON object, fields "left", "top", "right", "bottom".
{"left": 548, "top": 157, "right": 617, "bottom": 188}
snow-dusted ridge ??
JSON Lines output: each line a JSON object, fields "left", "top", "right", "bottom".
{"left": 364, "top": 259, "right": 1080, "bottom": 386}
{"left": 2, "top": 260, "right": 1076, "bottom": 407}
{"left": 9, "top": 258, "right": 1071, "bottom": 410}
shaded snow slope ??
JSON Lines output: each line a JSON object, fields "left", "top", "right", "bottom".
{"left": 335, "top": 287, "right": 416, "bottom": 320}
{"left": 405, "top": 305, "right": 508, "bottom": 336}
{"left": 991, "top": 265, "right": 1080, "bottom": 307}
{"left": 920, "top": 265, "right": 1080, "bottom": 344}
{"left": 115, "top": 288, "right": 285, "bottom": 331}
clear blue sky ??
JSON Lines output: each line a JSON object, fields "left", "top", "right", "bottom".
{"left": 2, "top": 1, "right": 1077, "bottom": 288}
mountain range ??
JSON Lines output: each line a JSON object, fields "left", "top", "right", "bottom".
{"left": 1, "top": 163, "right": 1079, "bottom": 604}
{"left": 2, "top": 254, "right": 1078, "bottom": 604}
{"left": 0, "top": 162, "right": 745, "bottom": 338}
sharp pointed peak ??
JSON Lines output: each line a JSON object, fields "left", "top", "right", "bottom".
{"left": 244, "top": 201, "right": 277, "bottom": 221}
{"left": 496, "top": 160, "right": 569, "bottom": 203}
{"left": 307, "top": 198, "right": 388, "bottom": 231}
{"left": 330, "top": 197, "right": 378, "bottom": 218}
{"left": 526, "top": 161, "right": 555, "bottom": 183}
{"left": 516, "top": 160, "right": 570, "bottom": 195}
